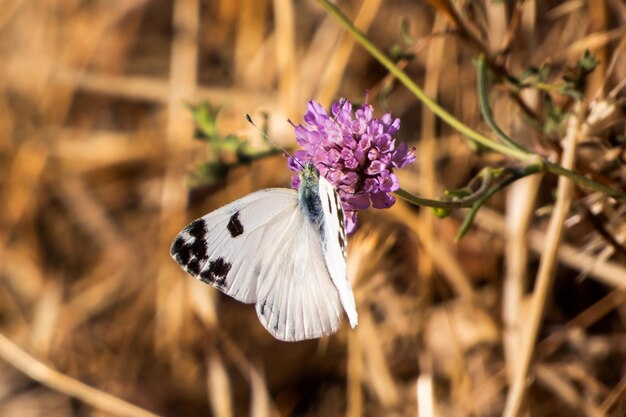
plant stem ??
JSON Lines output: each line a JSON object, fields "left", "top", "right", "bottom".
{"left": 544, "top": 161, "right": 626, "bottom": 202}
{"left": 395, "top": 188, "right": 471, "bottom": 209}
{"left": 395, "top": 168, "right": 497, "bottom": 209}
{"left": 317, "top": 0, "right": 534, "bottom": 163}
{"left": 476, "top": 54, "right": 530, "bottom": 153}
{"left": 456, "top": 165, "right": 543, "bottom": 239}
{"left": 318, "top": 0, "right": 626, "bottom": 203}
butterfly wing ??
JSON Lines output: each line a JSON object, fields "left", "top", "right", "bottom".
{"left": 254, "top": 209, "right": 343, "bottom": 341}
{"left": 318, "top": 176, "right": 358, "bottom": 328}
{"left": 170, "top": 188, "right": 297, "bottom": 303}
{"left": 170, "top": 188, "right": 344, "bottom": 341}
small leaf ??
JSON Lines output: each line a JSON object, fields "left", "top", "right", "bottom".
{"left": 562, "top": 49, "right": 598, "bottom": 92}
{"left": 184, "top": 101, "right": 283, "bottom": 189}
{"left": 187, "top": 161, "right": 231, "bottom": 188}
{"left": 188, "top": 101, "right": 222, "bottom": 141}
{"left": 399, "top": 19, "right": 415, "bottom": 46}
{"left": 544, "top": 95, "right": 565, "bottom": 135}
{"left": 432, "top": 207, "right": 452, "bottom": 218}
{"left": 443, "top": 187, "right": 472, "bottom": 200}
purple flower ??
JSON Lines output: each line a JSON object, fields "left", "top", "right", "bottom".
{"left": 289, "top": 97, "right": 415, "bottom": 233}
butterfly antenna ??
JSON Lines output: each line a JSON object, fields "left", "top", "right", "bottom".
{"left": 245, "top": 114, "right": 304, "bottom": 169}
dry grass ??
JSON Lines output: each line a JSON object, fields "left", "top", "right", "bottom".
{"left": 0, "top": 0, "right": 625, "bottom": 416}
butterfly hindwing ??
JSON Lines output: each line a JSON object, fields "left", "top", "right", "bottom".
{"left": 253, "top": 208, "right": 343, "bottom": 341}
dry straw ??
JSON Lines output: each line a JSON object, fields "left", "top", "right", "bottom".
{"left": 1, "top": 0, "right": 626, "bottom": 416}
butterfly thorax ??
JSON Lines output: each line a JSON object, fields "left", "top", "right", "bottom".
{"left": 298, "top": 163, "right": 325, "bottom": 228}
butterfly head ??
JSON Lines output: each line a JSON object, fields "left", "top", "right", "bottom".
{"left": 299, "top": 162, "right": 320, "bottom": 186}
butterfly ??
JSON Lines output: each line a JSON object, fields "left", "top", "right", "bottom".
{"left": 170, "top": 162, "right": 358, "bottom": 342}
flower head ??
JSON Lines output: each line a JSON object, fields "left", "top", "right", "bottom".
{"left": 289, "top": 97, "right": 415, "bottom": 233}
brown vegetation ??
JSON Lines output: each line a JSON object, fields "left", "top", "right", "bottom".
{"left": 0, "top": 0, "right": 625, "bottom": 416}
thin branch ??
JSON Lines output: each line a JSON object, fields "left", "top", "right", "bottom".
{"left": 0, "top": 332, "right": 159, "bottom": 417}
{"left": 317, "top": 0, "right": 626, "bottom": 203}
{"left": 503, "top": 104, "right": 584, "bottom": 417}
{"left": 316, "top": 0, "right": 534, "bottom": 163}
{"left": 476, "top": 54, "right": 530, "bottom": 153}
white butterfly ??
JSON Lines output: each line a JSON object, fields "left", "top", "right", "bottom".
{"left": 170, "top": 163, "right": 358, "bottom": 342}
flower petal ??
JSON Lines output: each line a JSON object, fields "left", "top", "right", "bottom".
{"left": 371, "top": 191, "right": 396, "bottom": 209}
{"left": 345, "top": 210, "right": 358, "bottom": 234}
{"left": 348, "top": 192, "right": 371, "bottom": 210}
{"left": 291, "top": 174, "right": 301, "bottom": 189}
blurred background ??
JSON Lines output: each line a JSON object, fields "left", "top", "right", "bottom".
{"left": 1, "top": 0, "right": 626, "bottom": 416}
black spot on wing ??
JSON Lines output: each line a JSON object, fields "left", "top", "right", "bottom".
{"left": 331, "top": 190, "right": 346, "bottom": 227}
{"left": 210, "top": 258, "right": 231, "bottom": 279}
{"left": 171, "top": 236, "right": 192, "bottom": 265}
{"left": 199, "top": 269, "right": 211, "bottom": 283}
{"left": 337, "top": 204, "right": 345, "bottom": 226}
{"left": 171, "top": 236, "right": 185, "bottom": 257}
{"left": 186, "top": 219, "right": 206, "bottom": 239}
{"left": 273, "top": 312, "right": 280, "bottom": 331}
{"left": 199, "top": 257, "right": 232, "bottom": 288}
{"left": 171, "top": 219, "right": 207, "bottom": 268}
{"left": 254, "top": 263, "right": 262, "bottom": 278}
{"left": 327, "top": 194, "right": 333, "bottom": 214}
{"left": 227, "top": 211, "right": 244, "bottom": 237}
{"left": 260, "top": 300, "right": 267, "bottom": 316}
{"left": 338, "top": 230, "right": 346, "bottom": 255}
{"left": 190, "top": 238, "right": 208, "bottom": 260}
{"left": 187, "top": 258, "right": 201, "bottom": 275}
{"left": 171, "top": 236, "right": 185, "bottom": 254}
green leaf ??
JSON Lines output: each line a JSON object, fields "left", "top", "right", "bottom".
{"left": 544, "top": 94, "right": 565, "bottom": 135}
{"left": 399, "top": 19, "right": 414, "bottom": 45}
{"left": 187, "top": 101, "right": 222, "bottom": 141}
{"left": 443, "top": 187, "right": 472, "bottom": 200}
{"left": 562, "top": 49, "right": 598, "bottom": 93}
{"left": 184, "top": 101, "right": 284, "bottom": 189}
{"left": 187, "top": 161, "right": 231, "bottom": 187}
{"left": 432, "top": 207, "right": 452, "bottom": 218}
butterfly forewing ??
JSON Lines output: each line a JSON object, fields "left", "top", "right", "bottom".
{"left": 318, "top": 176, "right": 358, "bottom": 328}
{"left": 170, "top": 189, "right": 296, "bottom": 303}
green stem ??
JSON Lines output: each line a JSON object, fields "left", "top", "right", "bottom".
{"left": 317, "top": 0, "right": 534, "bottom": 163}
{"left": 544, "top": 161, "right": 626, "bottom": 202}
{"left": 476, "top": 54, "right": 530, "bottom": 153}
{"left": 395, "top": 188, "right": 472, "bottom": 209}
{"left": 457, "top": 164, "right": 543, "bottom": 239}
{"left": 531, "top": 82, "right": 577, "bottom": 96}
{"left": 318, "top": 0, "right": 626, "bottom": 203}
{"left": 395, "top": 167, "right": 497, "bottom": 209}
